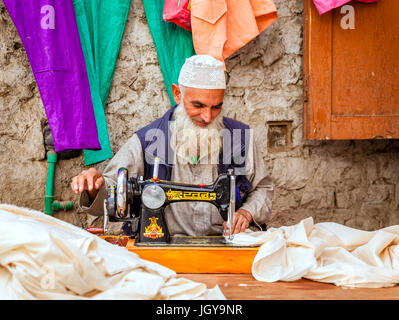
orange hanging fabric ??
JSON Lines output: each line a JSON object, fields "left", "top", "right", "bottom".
{"left": 163, "top": 0, "right": 192, "bottom": 31}
{"left": 191, "top": 0, "right": 278, "bottom": 62}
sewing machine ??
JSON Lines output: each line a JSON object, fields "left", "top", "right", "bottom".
{"left": 102, "top": 158, "right": 245, "bottom": 247}
{"left": 98, "top": 158, "right": 260, "bottom": 273}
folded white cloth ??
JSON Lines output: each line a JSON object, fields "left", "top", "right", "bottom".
{"left": 0, "top": 204, "right": 225, "bottom": 300}
{"left": 232, "top": 217, "right": 399, "bottom": 288}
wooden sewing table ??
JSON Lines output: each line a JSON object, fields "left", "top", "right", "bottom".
{"left": 101, "top": 235, "right": 399, "bottom": 300}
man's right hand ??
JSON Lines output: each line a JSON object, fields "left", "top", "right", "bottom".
{"left": 71, "top": 168, "right": 104, "bottom": 201}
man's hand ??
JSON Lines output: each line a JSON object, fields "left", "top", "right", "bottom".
{"left": 223, "top": 209, "right": 253, "bottom": 235}
{"left": 70, "top": 168, "right": 104, "bottom": 201}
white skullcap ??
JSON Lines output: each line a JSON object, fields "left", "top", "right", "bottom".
{"left": 178, "top": 55, "right": 226, "bottom": 90}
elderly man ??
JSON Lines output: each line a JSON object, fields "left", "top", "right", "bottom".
{"left": 71, "top": 55, "right": 274, "bottom": 236}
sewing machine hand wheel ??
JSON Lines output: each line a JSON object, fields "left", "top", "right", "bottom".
{"left": 116, "top": 168, "right": 128, "bottom": 218}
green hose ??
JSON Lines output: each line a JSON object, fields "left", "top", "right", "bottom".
{"left": 44, "top": 150, "right": 73, "bottom": 215}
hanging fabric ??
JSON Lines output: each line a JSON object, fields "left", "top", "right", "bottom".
{"left": 3, "top": 0, "right": 101, "bottom": 153}
{"left": 312, "top": 0, "right": 379, "bottom": 15}
{"left": 163, "top": 0, "right": 192, "bottom": 31}
{"left": 73, "top": 0, "right": 131, "bottom": 166}
{"left": 143, "top": 0, "right": 196, "bottom": 106}
{"left": 190, "top": 0, "right": 278, "bottom": 63}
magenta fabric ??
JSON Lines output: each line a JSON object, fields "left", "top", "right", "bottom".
{"left": 313, "top": 0, "right": 378, "bottom": 15}
{"left": 163, "top": 0, "right": 192, "bottom": 31}
{"left": 3, "top": 0, "right": 101, "bottom": 152}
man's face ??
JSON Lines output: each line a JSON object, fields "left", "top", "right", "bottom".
{"left": 172, "top": 84, "right": 225, "bottom": 127}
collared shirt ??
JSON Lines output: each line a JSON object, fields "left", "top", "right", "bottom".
{"left": 191, "top": 0, "right": 278, "bottom": 62}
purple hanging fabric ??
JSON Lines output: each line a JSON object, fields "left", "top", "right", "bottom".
{"left": 313, "top": 0, "right": 378, "bottom": 15}
{"left": 3, "top": 0, "right": 101, "bottom": 152}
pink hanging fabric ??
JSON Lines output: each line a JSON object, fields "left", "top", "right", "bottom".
{"left": 312, "top": 0, "right": 378, "bottom": 15}
{"left": 163, "top": 0, "right": 192, "bottom": 31}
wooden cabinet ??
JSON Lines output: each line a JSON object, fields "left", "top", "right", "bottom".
{"left": 304, "top": 0, "right": 399, "bottom": 140}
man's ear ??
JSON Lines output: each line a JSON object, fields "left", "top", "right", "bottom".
{"left": 171, "top": 84, "right": 181, "bottom": 105}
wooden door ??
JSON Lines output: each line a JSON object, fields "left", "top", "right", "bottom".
{"left": 304, "top": 0, "right": 399, "bottom": 140}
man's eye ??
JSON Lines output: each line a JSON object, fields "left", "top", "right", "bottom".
{"left": 212, "top": 105, "right": 222, "bottom": 109}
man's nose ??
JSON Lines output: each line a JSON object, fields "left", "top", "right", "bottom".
{"left": 201, "top": 108, "right": 212, "bottom": 123}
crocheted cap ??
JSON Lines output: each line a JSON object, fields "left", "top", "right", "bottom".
{"left": 178, "top": 55, "right": 226, "bottom": 90}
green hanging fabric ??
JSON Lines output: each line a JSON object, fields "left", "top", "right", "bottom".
{"left": 142, "top": 0, "right": 196, "bottom": 106}
{"left": 73, "top": 0, "right": 131, "bottom": 166}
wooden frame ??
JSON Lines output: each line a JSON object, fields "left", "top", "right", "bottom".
{"left": 303, "top": 0, "right": 399, "bottom": 140}
{"left": 101, "top": 235, "right": 258, "bottom": 273}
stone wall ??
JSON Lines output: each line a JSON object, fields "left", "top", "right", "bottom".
{"left": 0, "top": 0, "right": 398, "bottom": 232}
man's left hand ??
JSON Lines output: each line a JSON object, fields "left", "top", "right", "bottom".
{"left": 223, "top": 209, "right": 253, "bottom": 235}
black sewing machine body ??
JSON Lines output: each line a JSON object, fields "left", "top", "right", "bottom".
{"left": 104, "top": 165, "right": 237, "bottom": 246}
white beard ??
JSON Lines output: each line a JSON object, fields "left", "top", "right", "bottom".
{"left": 170, "top": 103, "right": 224, "bottom": 165}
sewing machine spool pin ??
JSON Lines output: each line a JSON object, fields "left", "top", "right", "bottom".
{"left": 152, "top": 157, "right": 160, "bottom": 179}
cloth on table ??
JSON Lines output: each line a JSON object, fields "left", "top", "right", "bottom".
{"left": 312, "top": 0, "right": 378, "bottom": 15}
{"left": 231, "top": 217, "right": 399, "bottom": 288}
{"left": 3, "top": 0, "right": 101, "bottom": 153}
{"left": 190, "top": 0, "right": 278, "bottom": 63}
{"left": 73, "top": 0, "right": 131, "bottom": 166}
{"left": 142, "top": 0, "right": 196, "bottom": 106}
{"left": 0, "top": 204, "right": 225, "bottom": 299}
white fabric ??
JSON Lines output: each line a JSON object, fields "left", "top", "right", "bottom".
{"left": 0, "top": 204, "right": 225, "bottom": 300}
{"left": 178, "top": 55, "right": 226, "bottom": 89}
{"left": 232, "top": 217, "right": 399, "bottom": 288}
